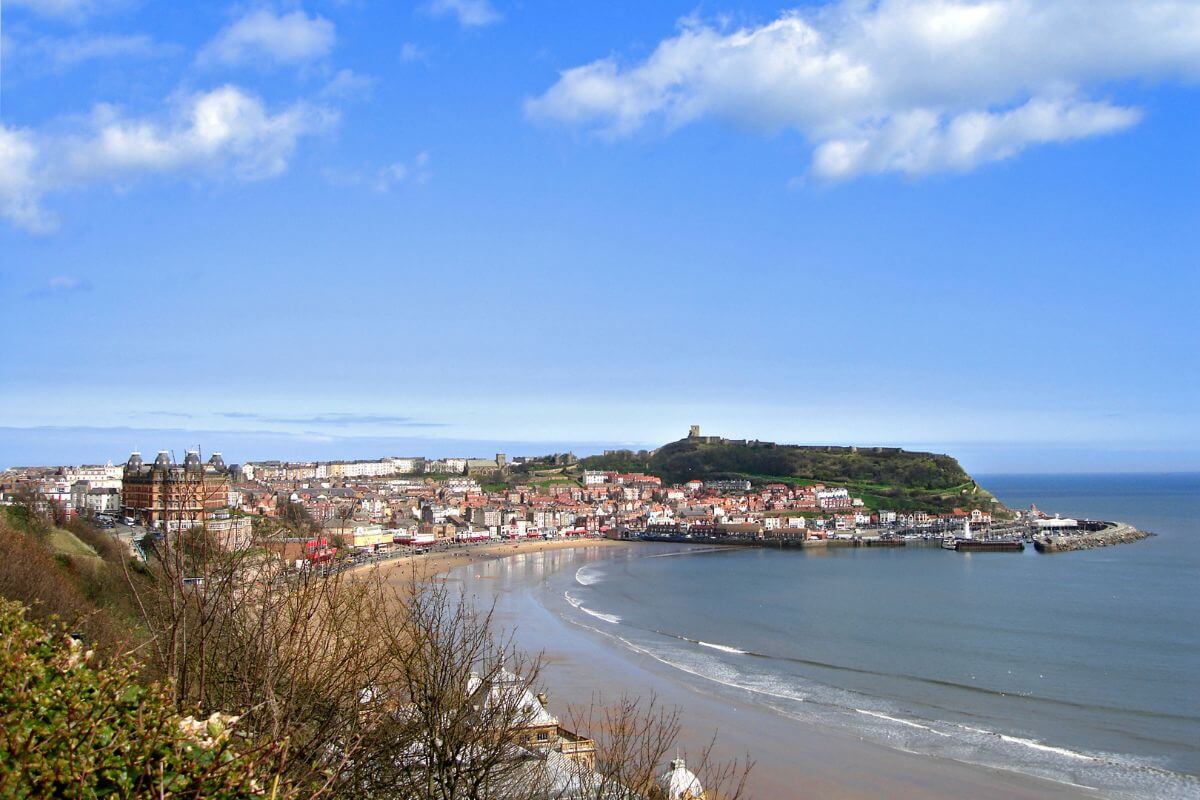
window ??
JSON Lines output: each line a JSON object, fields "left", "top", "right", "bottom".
{"left": 537, "top": 732, "right": 549, "bottom": 742}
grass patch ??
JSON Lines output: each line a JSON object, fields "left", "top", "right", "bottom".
{"left": 48, "top": 528, "right": 99, "bottom": 559}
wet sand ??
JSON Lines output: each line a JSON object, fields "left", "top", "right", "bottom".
{"left": 368, "top": 536, "right": 629, "bottom": 588}
{"left": 411, "top": 540, "right": 1100, "bottom": 800}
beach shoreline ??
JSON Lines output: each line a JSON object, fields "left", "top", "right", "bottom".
{"left": 366, "top": 536, "right": 631, "bottom": 587}
{"left": 398, "top": 540, "right": 1107, "bottom": 800}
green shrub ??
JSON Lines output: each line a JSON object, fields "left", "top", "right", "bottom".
{"left": 0, "top": 598, "right": 294, "bottom": 799}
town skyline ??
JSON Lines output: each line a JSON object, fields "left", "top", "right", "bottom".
{"left": 3, "top": 421, "right": 1197, "bottom": 475}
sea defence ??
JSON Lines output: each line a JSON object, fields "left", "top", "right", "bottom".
{"left": 1034, "top": 521, "right": 1153, "bottom": 553}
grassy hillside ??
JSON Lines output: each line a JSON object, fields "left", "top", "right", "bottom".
{"left": 581, "top": 437, "right": 1006, "bottom": 514}
{"left": 48, "top": 526, "right": 100, "bottom": 558}
{"left": 0, "top": 510, "right": 144, "bottom": 656}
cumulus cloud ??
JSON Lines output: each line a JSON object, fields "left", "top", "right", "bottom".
{"left": 427, "top": 0, "right": 501, "bottom": 28}
{"left": 199, "top": 8, "right": 335, "bottom": 68}
{"left": 0, "top": 126, "right": 53, "bottom": 232}
{"left": 812, "top": 97, "right": 1141, "bottom": 179}
{"left": 527, "top": 1, "right": 1200, "bottom": 178}
{"left": 66, "top": 86, "right": 336, "bottom": 180}
{"left": 0, "top": 86, "right": 336, "bottom": 232}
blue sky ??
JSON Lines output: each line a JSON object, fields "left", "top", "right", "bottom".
{"left": 1, "top": 0, "right": 1198, "bottom": 472}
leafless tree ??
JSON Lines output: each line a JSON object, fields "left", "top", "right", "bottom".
{"left": 349, "top": 583, "right": 551, "bottom": 800}
{"left": 566, "top": 695, "right": 752, "bottom": 800}
{"left": 126, "top": 509, "right": 753, "bottom": 800}
{"left": 127, "top": 524, "right": 394, "bottom": 795}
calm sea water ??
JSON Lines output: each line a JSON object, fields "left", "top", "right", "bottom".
{"left": 465, "top": 474, "right": 1200, "bottom": 798}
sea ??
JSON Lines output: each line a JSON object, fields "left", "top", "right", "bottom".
{"left": 452, "top": 474, "right": 1200, "bottom": 799}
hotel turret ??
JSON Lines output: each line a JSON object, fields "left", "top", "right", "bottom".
{"left": 121, "top": 450, "right": 231, "bottom": 530}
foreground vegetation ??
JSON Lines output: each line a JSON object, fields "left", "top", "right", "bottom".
{"left": 0, "top": 598, "right": 291, "bottom": 799}
{"left": 0, "top": 502, "right": 750, "bottom": 799}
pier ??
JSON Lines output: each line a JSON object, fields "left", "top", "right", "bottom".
{"left": 1034, "top": 521, "right": 1153, "bottom": 553}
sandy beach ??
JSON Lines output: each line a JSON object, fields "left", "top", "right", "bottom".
{"left": 365, "top": 536, "right": 629, "bottom": 587}
{"left": 370, "top": 538, "right": 1105, "bottom": 800}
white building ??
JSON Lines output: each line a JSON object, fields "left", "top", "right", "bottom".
{"left": 331, "top": 460, "right": 393, "bottom": 479}
{"left": 659, "top": 758, "right": 704, "bottom": 800}
{"left": 816, "top": 487, "right": 852, "bottom": 509}
{"left": 1037, "top": 516, "right": 1078, "bottom": 529}
{"left": 85, "top": 488, "right": 122, "bottom": 515}
{"left": 583, "top": 470, "right": 609, "bottom": 486}
{"left": 62, "top": 463, "right": 122, "bottom": 489}
{"left": 444, "top": 478, "right": 480, "bottom": 494}
{"left": 387, "top": 457, "right": 420, "bottom": 474}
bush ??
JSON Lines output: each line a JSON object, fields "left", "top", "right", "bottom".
{"left": 0, "top": 598, "right": 294, "bottom": 799}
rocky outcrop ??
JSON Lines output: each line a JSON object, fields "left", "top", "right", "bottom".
{"left": 1034, "top": 523, "right": 1153, "bottom": 553}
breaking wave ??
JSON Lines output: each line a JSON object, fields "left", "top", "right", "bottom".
{"left": 998, "top": 734, "right": 1094, "bottom": 761}
{"left": 574, "top": 565, "right": 603, "bottom": 586}
{"left": 563, "top": 590, "right": 621, "bottom": 624}
{"left": 555, "top": 607, "right": 1200, "bottom": 800}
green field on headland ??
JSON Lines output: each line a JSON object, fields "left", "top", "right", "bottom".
{"left": 580, "top": 435, "right": 1006, "bottom": 515}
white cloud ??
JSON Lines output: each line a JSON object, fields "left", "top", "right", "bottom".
{"left": 13, "top": 33, "right": 176, "bottom": 73}
{"left": 47, "top": 275, "right": 86, "bottom": 291}
{"left": 23, "top": 275, "right": 93, "bottom": 299}
{"left": 322, "top": 152, "right": 432, "bottom": 192}
{"left": 427, "top": 0, "right": 501, "bottom": 28}
{"left": 811, "top": 97, "right": 1141, "bottom": 179}
{"left": 319, "top": 69, "right": 375, "bottom": 101}
{"left": 0, "top": 126, "right": 55, "bottom": 233}
{"left": 528, "top": 1, "right": 1200, "bottom": 178}
{"left": 375, "top": 151, "right": 431, "bottom": 191}
{"left": 199, "top": 8, "right": 335, "bottom": 68}
{"left": 400, "top": 42, "right": 430, "bottom": 63}
{"left": 0, "top": 86, "right": 336, "bottom": 232}
{"left": 68, "top": 86, "right": 337, "bottom": 181}
{"left": 32, "top": 276, "right": 92, "bottom": 297}
{"left": 3, "top": 0, "right": 128, "bottom": 21}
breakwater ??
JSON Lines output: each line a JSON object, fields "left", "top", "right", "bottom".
{"left": 1034, "top": 522, "right": 1153, "bottom": 553}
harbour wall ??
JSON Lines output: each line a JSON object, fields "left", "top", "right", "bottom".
{"left": 1034, "top": 522, "right": 1153, "bottom": 553}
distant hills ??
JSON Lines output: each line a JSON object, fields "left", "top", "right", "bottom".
{"left": 579, "top": 431, "right": 1005, "bottom": 514}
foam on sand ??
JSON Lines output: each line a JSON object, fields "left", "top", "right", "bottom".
{"left": 574, "top": 565, "right": 603, "bottom": 586}
{"left": 564, "top": 591, "right": 621, "bottom": 624}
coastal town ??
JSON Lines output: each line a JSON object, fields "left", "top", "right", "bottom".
{"left": 0, "top": 427, "right": 1148, "bottom": 563}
